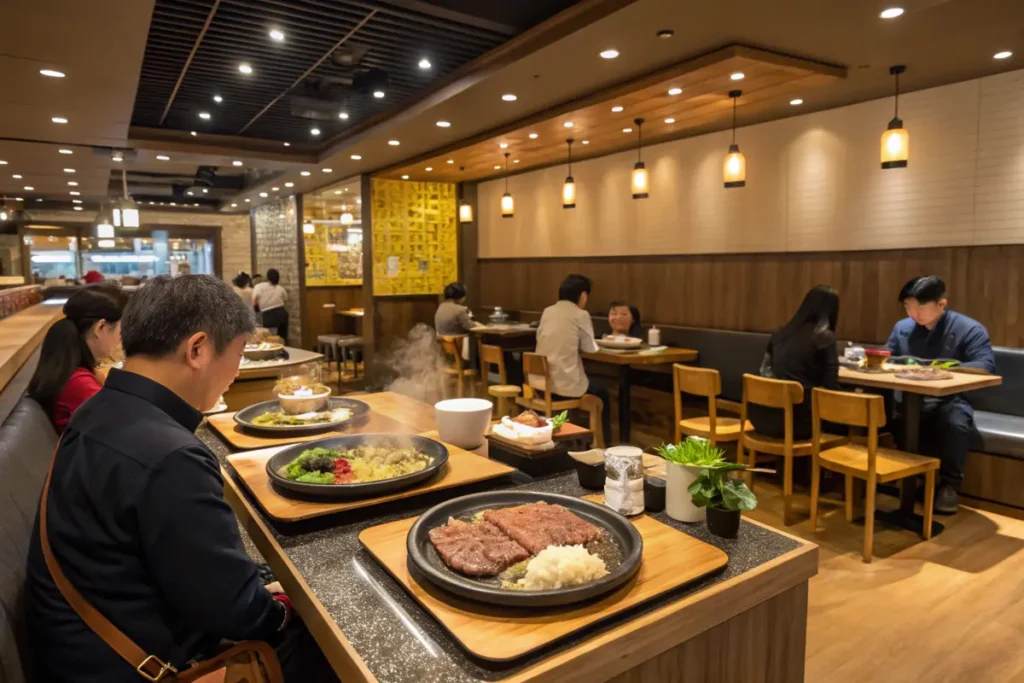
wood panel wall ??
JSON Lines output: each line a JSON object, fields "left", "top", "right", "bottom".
{"left": 302, "top": 286, "right": 364, "bottom": 348}
{"left": 373, "top": 295, "right": 439, "bottom": 354}
{"left": 478, "top": 245, "right": 1024, "bottom": 347}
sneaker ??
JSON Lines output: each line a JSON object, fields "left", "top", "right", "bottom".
{"left": 934, "top": 484, "right": 959, "bottom": 515}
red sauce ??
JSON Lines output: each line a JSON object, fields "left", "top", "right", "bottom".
{"left": 334, "top": 457, "right": 355, "bottom": 484}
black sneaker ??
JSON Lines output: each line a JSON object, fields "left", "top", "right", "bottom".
{"left": 934, "top": 484, "right": 959, "bottom": 515}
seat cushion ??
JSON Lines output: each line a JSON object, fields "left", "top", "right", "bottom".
{"left": 819, "top": 443, "right": 939, "bottom": 482}
{"left": 678, "top": 416, "right": 752, "bottom": 442}
{"left": 970, "top": 347, "right": 1024, "bottom": 417}
{"left": 974, "top": 410, "right": 1024, "bottom": 460}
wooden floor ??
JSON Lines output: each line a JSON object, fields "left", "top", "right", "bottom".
{"left": 746, "top": 475, "right": 1024, "bottom": 683}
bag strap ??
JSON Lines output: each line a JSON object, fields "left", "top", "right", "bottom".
{"left": 39, "top": 441, "right": 179, "bottom": 682}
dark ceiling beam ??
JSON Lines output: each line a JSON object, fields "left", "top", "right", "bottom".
{"left": 370, "top": 0, "right": 518, "bottom": 36}
{"left": 158, "top": 0, "right": 222, "bottom": 126}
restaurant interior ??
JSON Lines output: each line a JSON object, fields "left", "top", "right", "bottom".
{"left": 1, "top": 1, "right": 1023, "bottom": 681}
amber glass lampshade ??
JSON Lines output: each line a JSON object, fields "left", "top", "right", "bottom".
{"left": 880, "top": 118, "right": 909, "bottom": 169}
{"left": 631, "top": 162, "right": 648, "bottom": 199}
{"left": 723, "top": 144, "right": 746, "bottom": 188}
{"left": 562, "top": 176, "right": 576, "bottom": 208}
{"left": 458, "top": 201, "right": 473, "bottom": 223}
{"left": 501, "top": 192, "right": 514, "bottom": 218}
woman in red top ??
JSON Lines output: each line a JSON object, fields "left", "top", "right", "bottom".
{"left": 27, "top": 283, "right": 129, "bottom": 432}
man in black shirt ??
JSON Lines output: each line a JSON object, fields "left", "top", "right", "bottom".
{"left": 26, "top": 275, "right": 336, "bottom": 682}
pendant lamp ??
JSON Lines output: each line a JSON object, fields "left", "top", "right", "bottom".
{"left": 562, "top": 138, "right": 576, "bottom": 208}
{"left": 95, "top": 200, "right": 115, "bottom": 237}
{"left": 723, "top": 90, "right": 746, "bottom": 188}
{"left": 881, "top": 65, "right": 908, "bottom": 169}
{"left": 340, "top": 204, "right": 354, "bottom": 225}
{"left": 631, "top": 118, "right": 648, "bottom": 199}
{"left": 458, "top": 167, "right": 474, "bottom": 223}
{"left": 500, "top": 152, "right": 514, "bottom": 218}
{"left": 112, "top": 170, "right": 140, "bottom": 228}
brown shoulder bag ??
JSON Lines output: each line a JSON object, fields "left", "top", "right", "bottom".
{"left": 39, "top": 444, "right": 284, "bottom": 682}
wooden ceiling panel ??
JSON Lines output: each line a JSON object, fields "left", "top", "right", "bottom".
{"left": 380, "top": 45, "right": 844, "bottom": 183}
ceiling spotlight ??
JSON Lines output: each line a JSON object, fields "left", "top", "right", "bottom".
{"left": 401, "top": 174, "right": 409, "bottom": 179}
{"left": 311, "top": 127, "right": 321, "bottom": 136}
{"left": 731, "top": 72, "right": 745, "bottom": 80}
{"left": 14, "top": 197, "right": 22, "bottom": 201}
{"left": 283, "top": 142, "right": 291, "bottom": 147}
{"left": 600, "top": 49, "right": 619, "bottom": 59}
{"left": 513, "top": 159, "right": 520, "bottom": 163}
{"left": 502, "top": 94, "right": 517, "bottom": 101}
{"left": 0, "top": 160, "right": 5, "bottom": 165}
{"left": 72, "top": 199, "right": 82, "bottom": 204}
{"left": 879, "top": 7, "right": 904, "bottom": 18}
{"left": 232, "top": 160, "right": 243, "bottom": 166}
{"left": 334, "top": 190, "right": 342, "bottom": 195}
{"left": 494, "top": 165, "right": 500, "bottom": 170}
{"left": 499, "top": 142, "right": 509, "bottom": 149}
{"left": 259, "top": 192, "right": 268, "bottom": 198}
{"left": 59, "top": 148, "right": 73, "bottom": 155}
{"left": 611, "top": 105, "right": 624, "bottom": 112}
{"left": 418, "top": 58, "right": 432, "bottom": 69}
{"left": 202, "top": 188, "right": 208, "bottom": 194}
{"left": 186, "top": 191, "right": 193, "bottom": 196}
{"left": 199, "top": 112, "right": 211, "bottom": 120}
{"left": 994, "top": 51, "right": 1013, "bottom": 59}
{"left": 790, "top": 98, "right": 804, "bottom": 106}
{"left": 51, "top": 116, "right": 68, "bottom": 124}
{"left": 272, "top": 187, "right": 279, "bottom": 191}
{"left": 12, "top": 174, "right": 21, "bottom": 179}
{"left": 373, "top": 90, "right": 385, "bottom": 98}
{"left": 74, "top": 206, "right": 83, "bottom": 211}
{"left": 63, "top": 168, "right": 75, "bottom": 173}
{"left": 657, "top": 29, "right": 675, "bottom": 39}
{"left": 436, "top": 120, "right": 451, "bottom": 127}
{"left": 339, "top": 112, "right": 349, "bottom": 119}
{"left": 528, "top": 133, "right": 538, "bottom": 139}
{"left": 269, "top": 28, "right": 285, "bottom": 41}
{"left": 40, "top": 69, "right": 66, "bottom": 78}
{"left": 70, "top": 191, "right": 82, "bottom": 196}
{"left": 582, "top": 140, "right": 589, "bottom": 145}
{"left": 425, "top": 166, "right": 433, "bottom": 171}
{"left": 238, "top": 63, "right": 253, "bottom": 75}
{"left": 668, "top": 87, "right": 682, "bottom": 96}
{"left": 213, "top": 95, "right": 223, "bottom": 103}
{"left": 285, "top": 182, "right": 294, "bottom": 187}
{"left": 245, "top": 198, "right": 250, "bottom": 202}
{"left": 24, "top": 186, "right": 34, "bottom": 191}
{"left": 190, "top": 131, "right": 197, "bottom": 136}
{"left": 446, "top": 159, "right": 454, "bottom": 164}
{"left": 67, "top": 181, "right": 78, "bottom": 187}
{"left": 112, "top": 155, "right": 123, "bottom": 162}
{"left": 156, "top": 155, "right": 169, "bottom": 161}
{"left": 322, "top": 168, "right": 333, "bottom": 172}
{"left": 664, "top": 117, "right": 675, "bottom": 124}
{"left": 350, "top": 154, "right": 362, "bottom": 160}
{"left": 623, "top": 127, "right": 633, "bottom": 133}
{"left": 564, "top": 121, "right": 574, "bottom": 128}
{"left": 300, "top": 171, "right": 311, "bottom": 176}
{"left": 231, "top": 202, "right": 238, "bottom": 207}
{"left": 388, "top": 140, "right": 400, "bottom": 146}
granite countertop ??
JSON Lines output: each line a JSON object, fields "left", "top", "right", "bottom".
{"left": 200, "top": 426, "right": 803, "bottom": 683}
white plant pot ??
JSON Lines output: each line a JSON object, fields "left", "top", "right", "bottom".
{"left": 665, "top": 462, "right": 706, "bottom": 523}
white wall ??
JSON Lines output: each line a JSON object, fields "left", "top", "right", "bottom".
{"left": 478, "top": 69, "right": 1024, "bottom": 258}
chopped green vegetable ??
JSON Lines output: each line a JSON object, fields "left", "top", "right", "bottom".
{"left": 294, "top": 471, "right": 335, "bottom": 484}
{"left": 549, "top": 410, "right": 569, "bottom": 432}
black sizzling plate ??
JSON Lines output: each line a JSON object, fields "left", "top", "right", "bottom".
{"left": 234, "top": 397, "right": 370, "bottom": 434}
{"left": 266, "top": 433, "right": 449, "bottom": 500}
{"left": 406, "top": 491, "right": 643, "bottom": 608}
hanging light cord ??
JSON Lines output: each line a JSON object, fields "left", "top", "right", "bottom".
{"left": 504, "top": 153, "right": 509, "bottom": 191}
{"left": 894, "top": 70, "right": 900, "bottom": 118}
{"left": 637, "top": 123, "right": 643, "bottom": 163}
{"left": 567, "top": 139, "right": 573, "bottom": 175}
{"left": 732, "top": 96, "right": 737, "bottom": 145}
{"left": 121, "top": 169, "right": 129, "bottom": 199}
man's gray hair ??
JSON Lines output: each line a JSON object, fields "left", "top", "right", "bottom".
{"left": 121, "top": 275, "right": 256, "bottom": 358}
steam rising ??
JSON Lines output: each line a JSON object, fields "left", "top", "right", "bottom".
{"left": 381, "top": 323, "right": 448, "bottom": 403}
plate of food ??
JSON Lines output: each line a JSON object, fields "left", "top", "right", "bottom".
{"left": 234, "top": 396, "right": 370, "bottom": 433}
{"left": 243, "top": 341, "right": 285, "bottom": 361}
{"left": 490, "top": 410, "right": 568, "bottom": 446}
{"left": 894, "top": 367, "right": 955, "bottom": 381}
{"left": 596, "top": 335, "right": 643, "bottom": 350}
{"left": 266, "top": 434, "right": 449, "bottom": 499}
{"left": 407, "top": 490, "right": 643, "bottom": 607}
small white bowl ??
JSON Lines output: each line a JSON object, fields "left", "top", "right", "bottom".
{"left": 435, "top": 398, "right": 494, "bottom": 449}
{"left": 278, "top": 388, "right": 331, "bottom": 415}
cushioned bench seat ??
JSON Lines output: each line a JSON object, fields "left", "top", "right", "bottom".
{"left": 973, "top": 411, "right": 1024, "bottom": 460}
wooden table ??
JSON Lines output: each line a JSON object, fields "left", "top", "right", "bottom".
{"left": 223, "top": 347, "right": 325, "bottom": 411}
{"left": 583, "top": 347, "right": 699, "bottom": 443}
{"left": 334, "top": 308, "right": 364, "bottom": 336}
{"left": 838, "top": 366, "right": 1002, "bottom": 532}
{"left": 216, "top": 390, "right": 818, "bottom": 683}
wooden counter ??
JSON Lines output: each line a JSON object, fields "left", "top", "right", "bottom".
{"left": 0, "top": 302, "right": 64, "bottom": 395}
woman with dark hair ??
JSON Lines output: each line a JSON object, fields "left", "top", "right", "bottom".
{"left": 435, "top": 281, "right": 474, "bottom": 336}
{"left": 748, "top": 285, "right": 841, "bottom": 440}
{"left": 27, "top": 283, "right": 129, "bottom": 432}
{"left": 231, "top": 271, "right": 253, "bottom": 308}
{"left": 252, "top": 267, "right": 289, "bottom": 341}
{"left": 608, "top": 300, "right": 643, "bottom": 338}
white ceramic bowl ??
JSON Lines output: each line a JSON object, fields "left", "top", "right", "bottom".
{"left": 278, "top": 388, "right": 331, "bottom": 415}
{"left": 435, "top": 398, "right": 494, "bottom": 449}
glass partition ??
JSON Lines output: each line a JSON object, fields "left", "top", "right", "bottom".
{"left": 302, "top": 178, "right": 363, "bottom": 286}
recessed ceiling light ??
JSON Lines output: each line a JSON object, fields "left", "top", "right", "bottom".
{"left": 231, "top": 202, "right": 238, "bottom": 207}
{"left": 436, "top": 120, "right": 451, "bottom": 128}
{"left": 790, "top": 98, "right": 804, "bottom": 106}
{"left": 373, "top": 90, "right": 385, "bottom": 99}
{"left": 51, "top": 116, "right": 68, "bottom": 124}
{"left": 71, "top": 191, "right": 82, "bottom": 196}
{"left": 40, "top": 69, "right": 66, "bottom": 78}
{"left": 244, "top": 198, "right": 250, "bottom": 202}
{"left": 730, "top": 72, "right": 745, "bottom": 81}
{"left": 599, "top": 49, "right": 619, "bottom": 59}
{"left": 388, "top": 140, "right": 400, "bottom": 146}
{"left": 199, "top": 112, "right": 211, "bottom": 120}
{"left": 190, "top": 131, "right": 197, "bottom": 136}
{"left": 202, "top": 188, "right": 208, "bottom": 194}
{"left": 668, "top": 87, "right": 682, "bottom": 96}
{"left": 513, "top": 159, "right": 520, "bottom": 164}
{"left": 446, "top": 159, "right": 454, "bottom": 164}
{"left": 112, "top": 155, "right": 123, "bottom": 163}
{"left": 156, "top": 155, "right": 169, "bottom": 161}
{"left": 664, "top": 117, "right": 675, "bottom": 124}
{"left": 425, "top": 166, "right": 433, "bottom": 171}
{"left": 622, "top": 127, "right": 633, "bottom": 133}
{"left": 72, "top": 199, "right": 82, "bottom": 204}
{"left": 14, "top": 197, "right": 22, "bottom": 201}
{"left": 994, "top": 51, "right": 1013, "bottom": 59}
{"left": 582, "top": 140, "right": 589, "bottom": 145}
{"left": 170, "top": 202, "right": 176, "bottom": 206}
{"left": 657, "top": 29, "right": 675, "bottom": 39}
{"left": 59, "top": 148, "right": 73, "bottom": 155}
{"left": 232, "top": 160, "right": 243, "bottom": 166}
{"left": 499, "top": 142, "right": 509, "bottom": 149}
{"left": 269, "top": 28, "right": 285, "bottom": 41}
{"left": 285, "top": 182, "right": 294, "bottom": 187}
{"left": 322, "top": 168, "right": 333, "bottom": 172}
{"left": 186, "top": 191, "right": 193, "bottom": 196}
{"left": 401, "top": 174, "right": 409, "bottom": 179}
{"left": 283, "top": 142, "right": 290, "bottom": 147}
{"left": 564, "top": 121, "right": 574, "bottom": 128}
{"left": 493, "top": 165, "right": 500, "bottom": 170}
{"left": 311, "top": 127, "right": 321, "bottom": 136}
{"left": 611, "top": 105, "right": 624, "bottom": 112}
{"left": 528, "top": 132, "right": 538, "bottom": 139}
{"left": 418, "top": 57, "right": 432, "bottom": 69}
{"left": 259, "top": 192, "right": 268, "bottom": 198}
{"left": 74, "top": 206, "right": 83, "bottom": 211}
{"left": 334, "top": 190, "right": 342, "bottom": 195}
{"left": 63, "top": 168, "right": 75, "bottom": 173}
{"left": 0, "top": 160, "right": 6, "bottom": 165}
{"left": 67, "top": 181, "right": 78, "bottom": 186}
{"left": 24, "top": 186, "right": 34, "bottom": 191}
{"left": 12, "top": 174, "right": 21, "bottom": 179}
{"left": 502, "top": 94, "right": 517, "bottom": 102}
{"left": 300, "top": 171, "right": 311, "bottom": 176}
{"left": 272, "top": 187, "right": 279, "bottom": 191}
{"left": 238, "top": 63, "right": 253, "bottom": 75}
{"left": 339, "top": 112, "right": 349, "bottom": 120}
{"left": 213, "top": 95, "right": 223, "bottom": 103}
{"left": 879, "top": 7, "right": 904, "bottom": 19}
{"left": 350, "top": 154, "right": 362, "bottom": 160}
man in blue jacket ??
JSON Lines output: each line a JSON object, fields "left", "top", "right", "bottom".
{"left": 887, "top": 275, "right": 995, "bottom": 514}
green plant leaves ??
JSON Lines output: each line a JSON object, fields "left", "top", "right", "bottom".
{"left": 687, "top": 467, "right": 758, "bottom": 511}
{"left": 722, "top": 478, "right": 758, "bottom": 511}
{"left": 654, "top": 438, "right": 726, "bottom": 466}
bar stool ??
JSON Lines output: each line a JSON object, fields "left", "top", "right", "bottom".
{"left": 316, "top": 334, "right": 345, "bottom": 384}
{"left": 672, "top": 364, "right": 752, "bottom": 446}
{"left": 439, "top": 335, "right": 476, "bottom": 398}
{"left": 515, "top": 353, "right": 604, "bottom": 448}
{"left": 336, "top": 336, "right": 365, "bottom": 381}
{"left": 479, "top": 342, "right": 521, "bottom": 417}
{"left": 738, "top": 374, "right": 846, "bottom": 526}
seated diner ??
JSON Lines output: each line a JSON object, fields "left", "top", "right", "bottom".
{"left": 435, "top": 281, "right": 475, "bottom": 335}
{"left": 608, "top": 300, "right": 643, "bottom": 338}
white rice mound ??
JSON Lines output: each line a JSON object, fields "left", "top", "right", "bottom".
{"left": 516, "top": 545, "right": 609, "bottom": 591}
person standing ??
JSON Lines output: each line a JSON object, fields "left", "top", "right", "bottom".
{"left": 252, "top": 267, "right": 289, "bottom": 342}
{"left": 535, "top": 274, "right": 611, "bottom": 438}
{"left": 26, "top": 275, "right": 336, "bottom": 682}
{"left": 886, "top": 275, "right": 995, "bottom": 514}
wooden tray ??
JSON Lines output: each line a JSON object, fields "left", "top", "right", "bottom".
{"left": 358, "top": 502, "right": 728, "bottom": 662}
{"left": 226, "top": 435, "right": 517, "bottom": 522}
{"left": 486, "top": 421, "right": 592, "bottom": 456}
{"left": 207, "top": 410, "right": 418, "bottom": 450}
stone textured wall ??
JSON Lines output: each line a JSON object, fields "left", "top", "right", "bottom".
{"left": 252, "top": 197, "right": 301, "bottom": 347}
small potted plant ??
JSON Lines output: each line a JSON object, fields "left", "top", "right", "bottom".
{"left": 687, "top": 461, "right": 758, "bottom": 538}
{"left": 655, "top": 437, "right": 725, "bottom": 523}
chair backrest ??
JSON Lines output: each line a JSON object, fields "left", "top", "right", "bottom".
{"left": 812, "top": 388, "right": 885, "bottom": 473}
{"left": 742, "top": 374, "right": 804, "bottom": 409}
{"left": 521, "top": 353, "right": 553, "bottom": 415}
{"left": 478, "top": 343, "right": 507, "bottom": 385}
{"left": 438, "top": 335, "right": 465, "bottom": 372}
{"left": 0, "top": 396, "right": 59, "bottom": 683}
{"left": 673, "top": 364, "right": 721, "bottom": 397}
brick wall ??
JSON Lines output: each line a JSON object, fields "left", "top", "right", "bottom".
{"left": 252, "top": 197, "right": 302, "bottom": 347}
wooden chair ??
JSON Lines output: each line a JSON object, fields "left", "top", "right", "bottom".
{"left": 810, "top": 387, "right": 940, "bottom": 563}
{"left": 438, "top": 335, "right": 476, "bottom": 398}
{"left": 738, "top": 374, "right": 846, "bottom": 526}
{"left": 672, "top": 364, "right": 751, "bottom": 446}
{"left": 478, "top": 342, "right": 521, "bottom": 416}
{"left": 515, "top": 352, "right": 604, "bottom": 447}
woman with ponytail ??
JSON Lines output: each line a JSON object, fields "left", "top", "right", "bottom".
{"left": 27, "top": 283, "right": 129, "bottom": 432}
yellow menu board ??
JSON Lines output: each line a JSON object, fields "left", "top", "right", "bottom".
{"left": 371, "top": 178, "right": 457, "bottom": 296}
{"left": 304, "top": 223, "right": 362, "bottom": 287}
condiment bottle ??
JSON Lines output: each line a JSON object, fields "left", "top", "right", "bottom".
{"left": 648, "top": 326, "right": 661, "bottom": 347}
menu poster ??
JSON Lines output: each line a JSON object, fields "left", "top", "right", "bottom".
{"left": 370, "top": 179, "right": 458, "bottom": 296}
